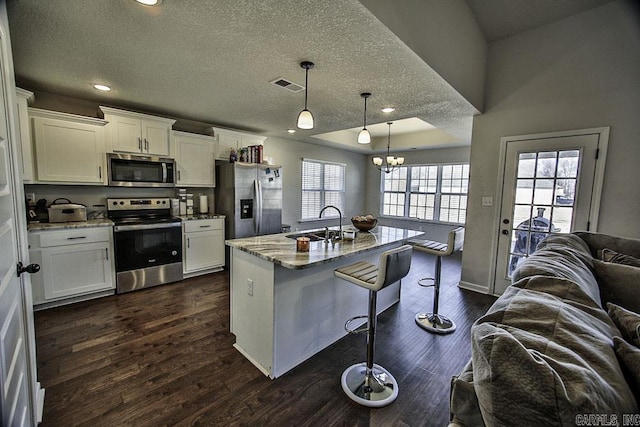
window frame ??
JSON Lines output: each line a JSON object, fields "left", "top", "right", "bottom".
{"left": 379, "top": 162, "right": 469, "bottom": 225}
{"left": 300, "top": 158, "right": 346, "bottom": 221}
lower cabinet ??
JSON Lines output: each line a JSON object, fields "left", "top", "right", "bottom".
{"left": 183, "top": 218, "right": 225, "bottom": 277}
{"left": 28, "top": 227, "right": 115, "bottom": 308}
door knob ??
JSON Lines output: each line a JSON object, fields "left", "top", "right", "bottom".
{"left": 17, "top": 262, "right": 40, "bottom": 277}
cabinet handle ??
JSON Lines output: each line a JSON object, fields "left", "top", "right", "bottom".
{"left": 99, "top": 166, "right": 102, "bottom": 179}
{"left": 144, "top": 138, "right": 149, "bottom": 151}
{"left": 67, "top": 236, "right": 87, "bottom": 240}
{"left": 187, "top": 238, "right": 190, "bottom": 248}
{"left": 199, "top": 225, "right": 211, "bottom": 228}
{"left": 138, "top": 137, "right": 142, "bottom": 151}
{"left": 178, "top": 170, "right": 181, "bottom": 180}
{"left": 105, "top": 248, "right": 109, "bottom": 261}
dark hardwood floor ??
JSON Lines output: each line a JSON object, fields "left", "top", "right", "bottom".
{"left": 34, "top": 250, "right": 496, "bottom": 426}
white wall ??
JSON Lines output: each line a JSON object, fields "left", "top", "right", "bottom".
{"left": 461, "top": 0, "right": 640, "bottom": 294}
{"left": 364, "top": 145, "right": 471, "bottom": 241}
{"left": 262, "top": 136, "right": 368, "bottom": 231}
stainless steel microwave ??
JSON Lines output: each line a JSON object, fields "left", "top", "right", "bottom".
{"left": 107, "top": 153, "right": 175, "bottom": 187}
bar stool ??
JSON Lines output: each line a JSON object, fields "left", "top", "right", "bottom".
{"left": 334, "top": 245, "right": 413, "bottom": 407}
{"left": 409, "top": 227, "right": 464, "bottom": 334}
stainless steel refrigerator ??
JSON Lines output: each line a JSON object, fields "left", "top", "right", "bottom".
{"left": 216, "top": 162, "right": 283, "bottom": 239}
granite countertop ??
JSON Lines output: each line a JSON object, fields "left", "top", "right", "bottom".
{"left": 179, "top": 214, "right": 225, "bottom": 221}
{"left": 226, "top": 225, "right": 424, "bottom": 270}
{"left": 27, "top": 219, "right": 114, "bottom": 231}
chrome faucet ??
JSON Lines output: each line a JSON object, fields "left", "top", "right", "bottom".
{"left": 319, "top": 205, "right": 342, "bottom": 243}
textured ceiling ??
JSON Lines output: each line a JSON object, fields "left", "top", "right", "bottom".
{"left": 6, "top": 0, "right": 615, "bottom": 153}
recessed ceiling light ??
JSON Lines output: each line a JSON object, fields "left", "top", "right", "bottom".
{"left": 381, "top": 107, "right": 395, "bottom": 113}
{"left": 92, "top": 84, "right": 112, "bottom": 92}
{"left": 135, "top": 0, "right": 161, "bottom": 5}
{"left": 287, "top": 129, "right": 296, "bottom": 134}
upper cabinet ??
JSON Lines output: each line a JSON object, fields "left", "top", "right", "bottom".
{"left": 100, "top": 106, "right": 175, "bottom": 157}
{"left": 30, "top": 108, "right": 108, "bottom": 185}
{"left": 171, "top": 131, "right": 215, "bottom": 187}
{"left": 16, "top": 88, "right": 35, "bottom": 182}
{"left": 208, "top": 126, "right": 266, "bottom": 161}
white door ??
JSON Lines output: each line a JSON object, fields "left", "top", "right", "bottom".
{"left": 42, "top": 242, "right": 113, "bottom": 300}
{"left": 493, "top": 129, "right": 608, "bottom": 294}
{"left": 142, "top": 120, "right": 169, "bottom": 156}
{"left": 184, "top": 230, "right": 224, "bottom": 272}
{"left": 0, "top": 18, "right": 39, "bottom": 426}
{"left": 175, "top": 134, "right": 214, "bottom": 186}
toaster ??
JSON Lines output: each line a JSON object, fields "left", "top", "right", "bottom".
{"left": 48, "top": 198, "right": 87, "bottom": 223}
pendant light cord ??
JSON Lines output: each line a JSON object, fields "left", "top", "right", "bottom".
{"left": 363, "top": 95, "right": 367, "bottom": 128}
{"left": 304, "top": 67, "right": 309, "bottom": 109}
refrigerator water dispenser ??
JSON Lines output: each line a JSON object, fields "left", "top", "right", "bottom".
{"left": 240, "top": 199, "right": 253, "bottom": 219}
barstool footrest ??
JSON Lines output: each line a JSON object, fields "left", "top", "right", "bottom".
{"left": 417, "top": 277, "right": 435, "bottom": 287}
{"left": 345, "top": 315, "right": 368, "bottom": 334}
{"left": 415, "top": 312, "right": 456, "bottom": 334}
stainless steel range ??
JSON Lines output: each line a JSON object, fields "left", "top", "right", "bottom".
{"left": 107, "top": 198, "right": 182, "bottom": 293}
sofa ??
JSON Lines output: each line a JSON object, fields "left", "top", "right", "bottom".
{"left": 449, "top": 232, "right": 640, "bottom": 426}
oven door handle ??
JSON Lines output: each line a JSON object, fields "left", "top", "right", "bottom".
{"left": 114, "top": 222, "right": 181, "bottom": 232}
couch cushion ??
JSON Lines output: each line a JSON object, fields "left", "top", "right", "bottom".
{"left": 449, "top": 361, "right": 484, "bottom": 427}
{"left": 613, "top": 336, "right": 640, "bottom": 398}
{"left": 575, "top": 231, "right": 640, "bottom": 259}
{"left": 511, "top": 233, "right": 601, "bottom": 306}
{"left": 602, "top": 248, "right": 640, "bottom": 267}
{"left": 608, "top": 303, "right": 640, "bottom": 347}
{"left": 472, "top": 275, "right": 638, "bottom": 426}
{"left": 594, "top": 260, "right": 640, "bottom": 313}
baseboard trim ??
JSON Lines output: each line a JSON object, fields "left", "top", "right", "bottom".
{"left": 458, "top": 280, "right": 489, "bottom": 294}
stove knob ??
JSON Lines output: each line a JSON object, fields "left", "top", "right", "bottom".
{"left": 156, "top": 200, "right": 161, "bottom": 204}
{"left": 112, "top": 201, "right": 117, "bottom": 205}
{"left": 171, "top": 250, "right": 178, "bottom": 256}
{"left": 119, "top": 201, "right": 124, "bottom": 205}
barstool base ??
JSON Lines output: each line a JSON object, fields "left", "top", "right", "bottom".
{"left": 341, "top": 362, "right": 398, "bottom": 407}
{"left": 415, "top": 312, "right": 456, "bottom": 334}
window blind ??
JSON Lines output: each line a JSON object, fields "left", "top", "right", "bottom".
{"left": 301, "top": 159, "right": 345, "bottom": 220}
{"left": 381, "top": 163, "right": 469, "bottom": 225}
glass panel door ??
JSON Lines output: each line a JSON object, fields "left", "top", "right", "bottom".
{"left": 494, "top": 133, "right": 601, "bottom": 295}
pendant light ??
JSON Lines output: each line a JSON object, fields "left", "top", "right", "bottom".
{"left": 357, "top": 92, "right": 371, "bottom": 144}
{"left": 372, "top": 122, "right": 405, "bottom": 173}
{"left": 297, "top": 61, "right": 315, "bottom": 129}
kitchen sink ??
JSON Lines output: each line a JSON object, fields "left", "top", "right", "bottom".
{"left": 285, "top": 230, "right": 331, "bottom": 242}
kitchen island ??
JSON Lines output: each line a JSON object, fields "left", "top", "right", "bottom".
{"left": 226, "top": 225, "right": 423, "bottom": 378}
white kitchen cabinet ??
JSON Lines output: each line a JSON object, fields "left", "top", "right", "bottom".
{"left": 30, "top": 108, "right": 108, "bottom": 184}
{"left": 208, "top": 126, "right": 266, "bottom": 161}
{"left": 28, "top": 226, "right": 116, "bottom": 308}
{"left": 172, "top": 131, "right": 215, "bottom": 187}
{"left": 16, "top": 88, "right": 35, "bottom": 182}
{"left": 183, "top": 218, "right": 225, "bottom": 277}
{"left": 100, "top": 106, "right": 175, "bottom": 156}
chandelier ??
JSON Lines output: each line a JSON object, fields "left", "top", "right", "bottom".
{"left": 372, "top": 122, "right": 404, "bottom": 173}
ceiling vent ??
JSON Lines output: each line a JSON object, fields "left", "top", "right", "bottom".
{"left": 271, "top": 77, "right": 305, "bottom": 93}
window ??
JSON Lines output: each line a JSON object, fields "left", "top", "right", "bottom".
{"left": 381, "top": 163, "right": 469, "bottom": 224}
{"left": 301, "top": 159, "right": 345, "bottom": 220}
